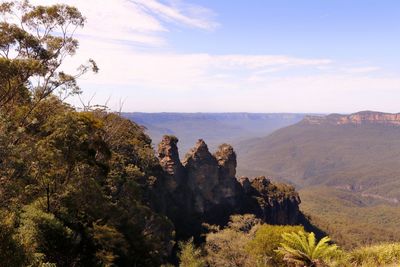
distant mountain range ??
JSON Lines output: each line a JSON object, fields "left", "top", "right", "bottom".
{"left": 236, "top": 111, "right": 400, "bottom": 200}
{"left": 235, "top": 110, "right": 400, "bottom": 247}
{"left": 123, "top": 112, "right": 306, "bottom": 155}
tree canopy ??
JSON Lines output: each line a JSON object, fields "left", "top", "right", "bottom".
{"left": 0, "top": 1, "right": 174, "bottom": 266}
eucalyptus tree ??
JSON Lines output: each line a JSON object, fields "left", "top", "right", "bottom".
{"left": 0, "top": 0, "right": 97, "bottom": 123}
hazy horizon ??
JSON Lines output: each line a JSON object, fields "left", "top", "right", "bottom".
{"left": 124, "top": 110, "right": 395, "bottom": 115}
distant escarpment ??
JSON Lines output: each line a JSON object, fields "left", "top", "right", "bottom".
{"left": 302, "top": 111, "right": 400, "bottom": 126}
{"left": 154, "top": 135, "right": 301, "bottom": 239}
{"left": 236, "top": 110, "right": 400, "bottom": 199}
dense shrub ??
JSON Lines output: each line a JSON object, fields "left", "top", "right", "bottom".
{"left": 247, "top": 224, "right": 304, "bottom": 266}
{"left": 349, "top": 243, "right": 400, "bottom": 266}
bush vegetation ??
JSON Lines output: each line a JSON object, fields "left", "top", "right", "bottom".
{"left": 348, "top": 243, "right": 400, "bottom": 267}
{"left": 178, "top": 215, "right": 400, "bottom": 267}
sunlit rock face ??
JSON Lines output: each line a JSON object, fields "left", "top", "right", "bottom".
{"left": 156, "top": 136, "right": 302, "bottom": 239}
{"left": 303, "top": 111, "right": 400, "bottom": 126}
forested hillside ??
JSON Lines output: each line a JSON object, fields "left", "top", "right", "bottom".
{"left": 300, "top": 186, "right": 400, "bottom": 249}
{"left": 236, "top": 112, "right": 400, "bottom": 247}
{"left": 237, "top": 111, "right": 400, "bottom": 198}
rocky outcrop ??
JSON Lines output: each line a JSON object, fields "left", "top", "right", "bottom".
{"left": 246, "top": 176, "right": 301, "bottom": 225}
{"left": 303, "top": 111, "right": 400, "bottom": 126}
{"left": 156, "top": 135, "right": 301, "bottom": 238}
{"left": 183, "top": 140, "right": 220, "bottom": 211}
{"left": 158, "top": 135, "right": 185, "bottom": 191}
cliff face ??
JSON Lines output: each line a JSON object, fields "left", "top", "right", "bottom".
{"left": 156, "top": 136, "right": 301, "bottom": 238}
{"left": 303, "top": 111, "right": 400, "bottom": 126}
{"left": 251, "top": 176, "right": 301, "bottom": 225}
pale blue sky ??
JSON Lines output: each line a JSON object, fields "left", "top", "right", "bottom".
{"left": 32, "top": 0, "right": 400, "bottom": 113}
{"left": 170, "top": 1, "right": 399, "bottom": 65}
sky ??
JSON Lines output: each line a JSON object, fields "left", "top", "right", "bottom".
{"left": 28, "top": 0, "right": 400, "bottom": 113}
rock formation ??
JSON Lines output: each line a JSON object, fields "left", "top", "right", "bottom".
{"left": 245, "top": 176, "right": 301, "bottom": 225}
{"left": 303, "top": 111, "right": 400, "bottom": 126}
{"left": 156, "top": 135, "right": 301, "bottom": 239}
{"left": 158, "top": 135, "right": 185, "bottom": 191}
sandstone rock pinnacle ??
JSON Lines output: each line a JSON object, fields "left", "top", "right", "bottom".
{"left": 158, "top": 135, "right": 184, "bottom": 191}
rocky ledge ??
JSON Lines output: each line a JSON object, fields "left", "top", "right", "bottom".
{"left": 302, "top": 111, "right": 400, "bottom": 126}
{"left": 155, "top": 136, "right": 301, "bottom": 239}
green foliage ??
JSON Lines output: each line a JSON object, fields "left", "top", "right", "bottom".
{"left": 187, "top": 216, "right": 400, "bottom": 267}
{"left": 178, "top": 238, "right": 206, "bottom": 267}
{"left": 0, "top": 210, "right": 26, "bottom": 267}
{"left": 17, "top": 203, "right": 76, "bottom": 266}
{"left": 349, "top": 243, "right": 400, "bottom": 266}
{"left": 0, "top": 104, "right": 174, "bottom": 266}
{"left": 246, "top": 224, "right": 304, "bottom": 266}
{"left": 205, "top": 228, "right": 255, "bottom": 267}
{"left": 276, "top": 231, "right": 339, "bottom": 267}
{"left": 0, "top": 0, "right": 97, "bottom": 122}
{"left": 200, "top": 216, "right": 344, "bottom": 267}
{"left": 204, "top": 215, "right": 260, "bottom": 267}
{"left": 227, "top": 214, "right": 262, "bottom": 233}
{"left": 253, "top": 179, "right": 299, "bottom": 199}
{"left": 91, "top": 223, "right": 129, "bottom": 266}
{"left": 0, "top": 101, "right": 175, "bottom": 266}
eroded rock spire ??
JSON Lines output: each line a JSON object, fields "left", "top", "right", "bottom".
{"left": 158, "top": 135, "right": 184, "bottom": 191}
{"left": 155, "top": 136, "right": 302, "bottom": 234}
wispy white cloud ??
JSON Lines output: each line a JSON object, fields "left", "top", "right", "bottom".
{"left": 65, "top": 38, "right": 333, "bottom": 90}
{"left": 66, "top": 38, "right": 400, "bottom": 113}
{"left": 29, "top": 0, "right": 217, "bottom": 46}
{"left": 342, "top": 66, "right": 381, "bottom": 74}
{"left": 25, "top": 0, "right": 399, "bottom": 113}
{"left": 209, "top": 55, "right": 331, "bottom": 70}
{"left": 133, "top": 0, "right": 219, "bottom": 30}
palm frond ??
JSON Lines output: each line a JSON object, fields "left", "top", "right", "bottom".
{"left": 277, "top": 231, "right": 339, "bottom": 267}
